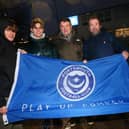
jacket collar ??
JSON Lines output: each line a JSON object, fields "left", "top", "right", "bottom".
{"left": 30, "top": 32, "right": 46, "bottom": 40}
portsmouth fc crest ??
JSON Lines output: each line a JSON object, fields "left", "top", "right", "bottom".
{"left": 56, "top": 65, "right": 95, "bottom": 101}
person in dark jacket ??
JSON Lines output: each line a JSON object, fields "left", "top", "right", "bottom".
{"left": 51, "top": 18, "right": 83, "bottom": 61}
{"left": 83, "top": 15, "right": 129, "bottom": 128}
{"left": 0, "top": 19, "right": 18, "bottom": 113}
{"left": 50, "top": 18, "right": 85, "bottom": 129}
{"left": 0, "top": 19, "right": 26, "bottom": 129}
{"left": 83, "top": 15, "right": 129, "bottom": 61}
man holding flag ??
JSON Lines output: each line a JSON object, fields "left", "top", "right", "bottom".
{"left": 83, "top": 15, "right": 129, "bottom": 128}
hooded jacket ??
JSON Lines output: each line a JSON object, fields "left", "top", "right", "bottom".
{"left": 0, "top": 19, "right": 17, "bottom": 107}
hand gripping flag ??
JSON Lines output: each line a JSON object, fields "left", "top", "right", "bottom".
{"left": 3, "top": 52, "right": 129, "bottom": 124}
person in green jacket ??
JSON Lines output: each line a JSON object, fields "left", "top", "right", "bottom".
{"left": 22, "top": 18, "right": 58, "bottom": 129}
{"left": 27, "top": 17, "right": 58, "bottom": 58}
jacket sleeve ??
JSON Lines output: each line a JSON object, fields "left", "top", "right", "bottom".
{"left": 0, "top": 73, "right": 8, "bottom": 107}
{"left": 0, "top": 40, "right": 16, "bottom": 108}
{"left": 0, "top": 67, "right": 11, "bottom": 108}
{"left": 0, "top": 96, "right": 6, "bottom": 108}
{"left": 83, "top": 40, "right": 87, "bottom": 60}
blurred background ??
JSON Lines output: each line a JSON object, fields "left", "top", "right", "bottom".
{"left": 0, "top": 0, "right": 129, "bottom": 43}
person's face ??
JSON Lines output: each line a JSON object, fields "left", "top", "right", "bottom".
{"left": 60, "top": 21, "right": 72, "bottom": 36}
{"left": 89, "top": 18, "right": 101, "bottom": 36}
{"left": 31, "top": 23, "right": 44, "bottom": 38}
{"left": 4, "top": 29, "right": 16, "bottom": 42}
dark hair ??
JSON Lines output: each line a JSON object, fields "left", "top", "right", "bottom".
{"left": 0, "top": 18, "right": 18, "bottom": 38}
{"left": 59, "top": 17, "right": 71, "bottom": 24}
{"left": 88, "top": 15, "right": 102, "bottom": 25}
{"left": 4, "top": 19, "right": 18, "bottom": 33}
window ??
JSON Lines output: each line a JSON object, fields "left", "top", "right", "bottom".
{"left": 115, "top": 27, "right": 129, "bottom": 38}
{"left": 68, "top": 15, "right": 79, "bottom": 26}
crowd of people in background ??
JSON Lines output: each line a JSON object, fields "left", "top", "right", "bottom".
{"left": 0, "top": 15, "right": 129, "bottom": 129}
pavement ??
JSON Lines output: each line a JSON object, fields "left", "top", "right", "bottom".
{"left": 0, "top": 113, "right": 129, "bottom": 129}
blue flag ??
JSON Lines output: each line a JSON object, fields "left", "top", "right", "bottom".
{"left": 3, "top": 52, "right": 129, "bottom": 124}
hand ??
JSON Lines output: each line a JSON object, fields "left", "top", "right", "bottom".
{"left": 18, "top": 49, "right": 27, "bottom": 54}
{"left": 122, "top": 50, "right": 129, "bottom": 60}
{"left": 0, "top": 106, "right": 7, "bottom": 114}
{"left": 83, "top": 59, "right": 87, "bottom": 63}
